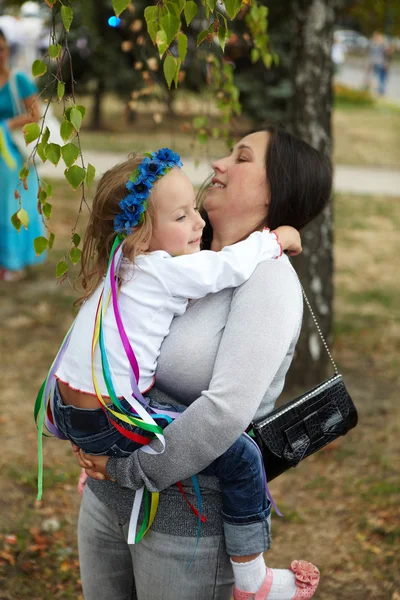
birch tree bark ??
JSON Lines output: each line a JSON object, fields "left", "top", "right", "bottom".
{"left": 287, "top": 0, "right": 337, "bottom": 387}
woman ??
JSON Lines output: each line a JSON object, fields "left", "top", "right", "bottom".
{"left": 0, "top": 29, "right": 44, "bottom": 281}
{"left": 75, "top": 127, "right": 332, "bottom": 600}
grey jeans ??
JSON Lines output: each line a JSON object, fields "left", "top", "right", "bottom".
{"left": 78, "top": 486, "right": 234, "bottom": 600}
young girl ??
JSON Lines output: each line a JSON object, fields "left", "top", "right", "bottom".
{"left": 38, "top": 149, "right": 319, "bottom": 600}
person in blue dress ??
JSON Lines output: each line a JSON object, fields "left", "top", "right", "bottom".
{"left": 0, "top": 29, "right": 45, "bottom": 281}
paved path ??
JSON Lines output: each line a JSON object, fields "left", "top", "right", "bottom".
{"left": 337, "top": 57, "right": 400, "bottom": 105}
{"left": 38, "top": 151, "right": 400, "bottom": 197}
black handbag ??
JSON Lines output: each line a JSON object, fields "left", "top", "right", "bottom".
{"left": 253, "top": 286, "right": 358, "bottom": 482}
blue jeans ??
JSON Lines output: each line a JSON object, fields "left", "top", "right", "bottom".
{"left": 53, "top": 383, "right": 270, "bottom": 555}
{"left": 373, "top": 64, "right": 388, "bottom": 96}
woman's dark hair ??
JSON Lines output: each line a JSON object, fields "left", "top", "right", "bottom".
{"left": 199, "top": 124, "right": 332, "bottom": 248}
{"left": 263, "top": 124, "right": 332, "bottom": 231}
{"left": 0, "top": 29, "right": 7, "bottom": 43}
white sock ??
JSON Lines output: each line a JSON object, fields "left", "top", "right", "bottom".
{"left": 266, "top": 568, "right": 297, "bottom": 600}
{"left": 231, "top": 556, "right": 298, "bottom": 599}
{"left": 230, "top": 554, "right": 266, "bottom": 594}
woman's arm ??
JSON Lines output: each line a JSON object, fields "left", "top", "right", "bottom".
{"left": 106, "top": 260, "right": 303, "bottom": 492}
{"left": 6, "top": 94, "right": 40, "bottom": 129}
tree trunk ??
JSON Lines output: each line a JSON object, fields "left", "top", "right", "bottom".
{"left": 287, "top": 0, "right": 336, "bottom": 388}
{"left": 91, "top": 78, "right": 105, "bottom": 130}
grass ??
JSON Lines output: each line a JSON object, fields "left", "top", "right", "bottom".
{"left": 58, "top": 91, "right": 400, "bottom": 169}
{"left": 332, "top": 103, "right": 400, "bottom": 168}
{"left": 1, "top": 185, "right": 399, "bottom": 598}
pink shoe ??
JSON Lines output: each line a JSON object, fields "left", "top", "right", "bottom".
{"left": 233, "top": 560, "right": 320, "bottom": 600}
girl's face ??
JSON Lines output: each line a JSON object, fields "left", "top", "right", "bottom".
{"left": 204, "top": 131, "right": 270, "bottom": 234}
{"left": 148, "top": 168, "right": 205, "bottom": 256}
{"left": 0, "top": 38, "right": 9, "bottom": 69}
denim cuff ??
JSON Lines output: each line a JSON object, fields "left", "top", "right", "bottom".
{"left": 223, "top": 514, "right": 271, "bottom": 556}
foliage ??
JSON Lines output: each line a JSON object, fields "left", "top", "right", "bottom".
{"left": 14, "top": 0, "right": 273, "bottom": 279}
{"left": 338, "top": 0, "right": 400, "bottom": 37}
{"left": 333, "top": 83, "right": 376, "bottom": 108}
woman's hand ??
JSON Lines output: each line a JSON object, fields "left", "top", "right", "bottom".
{"left": 71, "top": 443, "right": 114, "bottom": 481}
{"left": 273, "top": 226, "right": 302, "bottom": 256}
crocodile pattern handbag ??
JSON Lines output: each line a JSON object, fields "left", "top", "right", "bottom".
{"left": 253, "top": 286, "right": 358, "bottom": 482}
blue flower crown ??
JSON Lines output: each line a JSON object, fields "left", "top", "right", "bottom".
{"left": 114, "top": 148, "right": 183, "bottom": 236}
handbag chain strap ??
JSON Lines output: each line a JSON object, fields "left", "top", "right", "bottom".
{"left": 300, "top": 284, "right": 339, "bottom": 375}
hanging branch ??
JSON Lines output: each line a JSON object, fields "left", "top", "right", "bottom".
{"left": 13, "top": 0, "right": 271, "bottom": 278}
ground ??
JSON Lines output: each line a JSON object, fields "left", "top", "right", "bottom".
{"left": 1, "top": 100, "right": 399, "bottom": 598}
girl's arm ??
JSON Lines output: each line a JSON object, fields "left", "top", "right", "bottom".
{"left": 158, "top": 227, "right": 300, "bottom": 299}
{"left": 106, "top": 259, "right": 303, "bottom": 492}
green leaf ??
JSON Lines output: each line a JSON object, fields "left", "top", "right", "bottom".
{"left": 177, "top": 33, "right": 188, "bottom": 64}
{"left": 17, "top": 208, "right": 29, "bottom": 228}
{"left": 60, "top": 120, "right": 74, "bottom": 142}
{"left": 57, "top": 81, "right": 65, "bottom": 101}
{"left": 11, "top": 211, "right": 21, "bottom": 232}
{"left": 218, "top": 25, "right": 227, "bottom": 51}
{"left": 163, "top": 55, "right": 177, "bottom": 89}
{"left": 39, "top": 189, "right": 47, "bottom": 203}
{"left": 56, "top": 260, "right": 68, "bottom": 278}
{"left": 72, "top": 233, "right": 81, "bottom": 247}
{"left": 75, "top": 105, "right": 86, "bottom": 119}
{"left": 48, "top": 44, "right": 61, "bottom": 59}
{"left": 61, "top": 5, "right": 73, "bottom": 31}
{"left": 251, "top": 48, "right": 260, "bottom": 63}
{"left": 144, "top": 6, "right": 159, "bottom": 44}
{"left": 42, "top": 202, "right": 52, "bottom": 219}
{"left": 34, "top": 236, "right": 49, "bottom": 255}
{"left": 45, "top": 143, "right": 61, "bottom": 166}
{"left": 174, "top": 58, "right": 181, "bottom": 88}
{"left": 19, "top": 166, "right": 29, "bottom": 180}
{"left": 165, "top": 2, "right": 180, "bottom": 17}
{"left": 61, "top": 143, "right": 80, "bottom": 168}
{"left": 69, "top": 247, "right": 82, "bottom": 265}
{"left": 42, "top": 127, "right": 50, "bottom": 145}
{"left": 112, "top": 0, "right": 130, "bottom": 17}
{"left": 224, "top": 0, "right": 243, "bottom": 19}
{"left": 156, "top": 30, "right": 168, "bottom": 58}
{"left": 23, "top": 123, "right": 40, "bottom": 145}
{"left": 86, "top": 163, "right": 96, "bottom": 188}
{"left": 48, "top": 232, "right": 55, "bottom": 250}
{"left": 32, "top": 59, "right": 47, "bottom": 77}
{"left": 193, "top": 116, "right": 207, "bottom": 129}
{"left": 37, "top": 142, "right": 47, "bottom": 162}
{"left": 184, "top": 1, "right": 198, "bottom": 26}
{"left": 69, "top": 107, "right": 83, "bottom": 132}
{"left": 159, "top": 12, "right": 180, "bottom": 46}
{"left": 197, "top": 131, "right": 208, "bottom": 144}
{"left": 64, "top": 165, "right": 86, "bottom": 190}
{"left": 197, "top": 29, "right": 209, "bottom": 47}
{"left": 45, "top": 183, "right": 53, "bottom": 197}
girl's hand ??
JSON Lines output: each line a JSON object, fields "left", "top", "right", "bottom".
{"left": 273, "top": 226, "right": 302, "bottom": 256}
{"left": 71, "top": 443, "right": 113, "bottom": 481}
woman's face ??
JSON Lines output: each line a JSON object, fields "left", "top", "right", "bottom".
{"left": 0, "top": 38, "right": 9, "bottom": 69}
{"left": 204, "top": 131, "right": 270, "bottom": 233}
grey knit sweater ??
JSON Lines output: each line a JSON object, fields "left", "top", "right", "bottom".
{"left": 88, "top": 256, "right": 303, "bottom": 536}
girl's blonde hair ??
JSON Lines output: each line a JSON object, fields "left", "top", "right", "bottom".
{"left": 78, "top": 153, "right": 155, "bottom": 302}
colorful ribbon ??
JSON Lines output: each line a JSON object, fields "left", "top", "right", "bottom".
{"left": 36, "top": 235, "right": 205, "bottom": 544}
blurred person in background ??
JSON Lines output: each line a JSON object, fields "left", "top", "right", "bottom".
{"left": 0, "top": 13, "right": 24, "bottom": 68}
{"left": 0, "top": 29, "right": 45, "bottom": 281}
{"left": 332, "top": 33, "right": 345, "bottom": 77}
{"left": 369, "top": 31, "right": 393, "bottom": 96}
